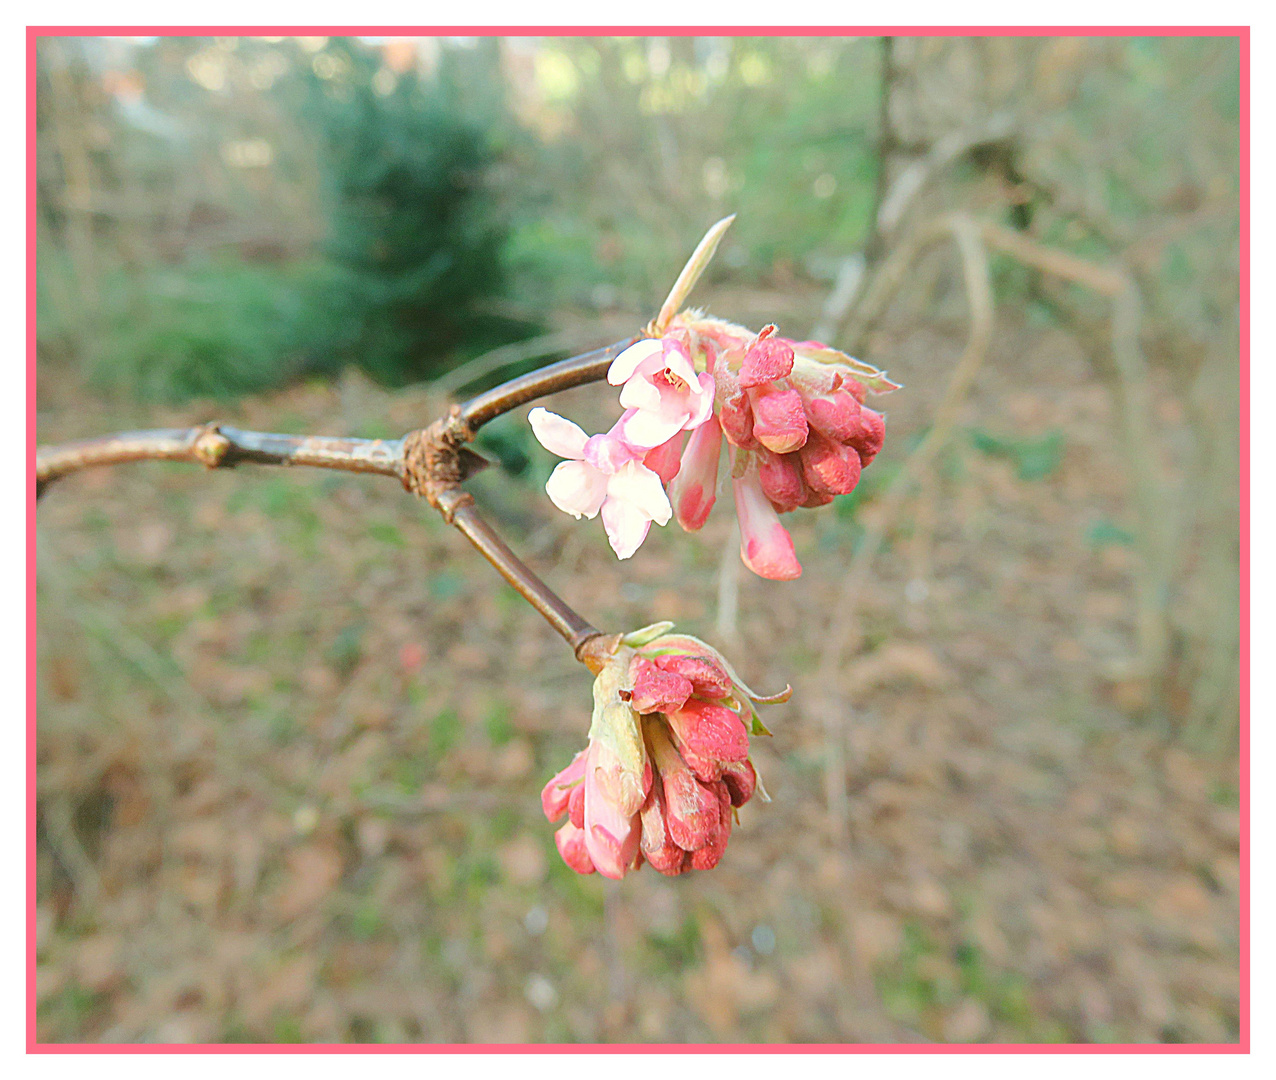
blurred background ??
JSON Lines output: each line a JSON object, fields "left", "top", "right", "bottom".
{"left": 35, "top": 34, "right": 1241, "bottom": 1044}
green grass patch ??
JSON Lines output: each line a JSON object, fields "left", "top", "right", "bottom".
{"left": 1086, "top": 519, "right": 1137, "bottom": 548}
{"left": 970, "top": 428, "right": 1065, "bottom": 482}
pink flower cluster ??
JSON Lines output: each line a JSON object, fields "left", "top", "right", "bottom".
{"left": 530, "top": 318, "right": 897, "bottom": 578}
{"left": 541, "top": 630, "right": 785, "bottom": 878}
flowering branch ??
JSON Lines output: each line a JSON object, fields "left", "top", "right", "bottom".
{"left": 35, "top": 219, "right": 826, "bottom": 881}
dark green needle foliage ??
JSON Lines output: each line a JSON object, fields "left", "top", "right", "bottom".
{"left": 297, "top": 38, "right": 530, "bottom": 386}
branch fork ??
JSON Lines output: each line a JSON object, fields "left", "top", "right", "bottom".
{"left": 36, "top": 218, "right": 738, "bottom": 668}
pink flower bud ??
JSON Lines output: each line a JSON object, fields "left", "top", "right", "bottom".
{"left": 555, "top": 821, "right": 596, "bottom": 875}
{"left": 663, "top": 698, "right": 751, "bottom": 782}
{"left": 568, "top": 783, "right": 585, "bottom": 829}
{"left": 642, "top": 430, "right": 685, "bottom": 485}
{"left": 749, "top": 384, "right": 809, "bottom": 454}
{"left": 850, "top": 406, "right": 886, "bottom": 464}
{"left": 541, "top": 750, "right": 587, "bottom": 822}
{"left": 650, "top": 653, "right": 733, "bottom": 699}
{"left": 583, "top": 739, "right": 643, "bottom": 879}
{"left": 804, "top": 387, "right": 863, "bottom": 444}
{"left": 629, "top": 656, "right": 694, "bottom": 715}
{"left": 733, "top": 469, "right": 802, "bottom": 580}
{"left": 802, "top": 489, "right": 836, "bottom": 509}
{"left": 646, "top": 721, "right": 721, "bottom": 852}
{"left": 738, "top": 337, "right": 795, "bottom": 388}
{"left": 689, "top": 782, "right": 733, "bottom": 871}
{"left": 756, "top": 448, "right": 807, "bottom": 513}
{"left": 799, "top": 430, "right": 863, "bottom": 497}
{"left": 668, "top": 414, "right": 722, "bottom": 532}
{"left": 639, "top": 778, "right": 689, "bottom": 876}
{"left": 722, "top": 759, "right": 758, "bottom": 807}
{"left": 714, "top": 366, "right": 758, "bottom": 449}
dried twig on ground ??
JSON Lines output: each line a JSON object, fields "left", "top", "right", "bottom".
{"left": 811, "top": 212, "right": 995, "bottom": 841}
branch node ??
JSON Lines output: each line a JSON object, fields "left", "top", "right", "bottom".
{"left": 401, "top": 411, "right": 488, "bottom": 513}
{"left": 575, "top": 631, "right": 622, "bottom": 674}
{"left": 192, "top": 424, "right": 232, "bottom": 468}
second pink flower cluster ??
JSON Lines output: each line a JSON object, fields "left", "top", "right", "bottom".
{"left": 530, "top": 315, "right": 897, "bottom": 579}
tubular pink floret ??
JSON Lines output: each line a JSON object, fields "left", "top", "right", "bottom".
{"left": 651, "top": 653, "right": 733, "bottom": 698}
{"left": 568, "top": 783, "right": 586, "bottom": 829}
{"left": 850, "top": 406, "right": 886, "bottom": 464}
{"left": 739, "top": 337, "right": 795, "bottom": 388}
{"left": 689, "top": 782, "right": 733, "bottom": 871}
{"left": 646, "top": 720, "right": 720, "bottom": 852}
{"left": 663, "top": 698, "right": 751, "bottom": 781}
{"left": 722, "top": 759, "right": 758, "bottom": 808}
{"left": 639, "top": 780, "right": 688, "bottom": 876}
{"left": 541, "top": 750, "right": 587, "bottom": 822}
{"left": 581, "top": 738, "right": 645, "bottom": 878}
{"left": 733, "top": 468, "right": 802, "bottom": 580}
{"left": 611, "top": 334, "right": 716, "bottom": 449}
{"left": 804, "top": 387, "right": 864, "bottom": 443}
{"left": 713, "top": 366, "right": 757, "bottom": 450}
{"left": 669, "top": 413, "right": 722, "bottom": 532}
{"left": 555, "top": 821, "right": 597, "bottom": 875}
{"left": 643, "top": 431, "right": 685, "bottom": 484}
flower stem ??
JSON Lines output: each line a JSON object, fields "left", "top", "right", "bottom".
{"left": 458, "top": 338, "right": 638, "bottom": 431}
{"left": 435, "top": 488, "right": 602, "bottom": 656}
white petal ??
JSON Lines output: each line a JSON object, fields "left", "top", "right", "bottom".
{"left": 601, "top": 498, "right": 653, "bottom": 560}
{"left": 607, "top": 461, "right": 673, "bottom": 525}
{"left": 529, "top": 408, "right": 589, "bottom": 459}
{"left": 620, "top": 407, "right": 684, "bottom": 449}
{"left": 583, "top": 431, "right": 638, "bottom": 474}
{"left": 617, "top": 376, "right": 663, "bottom": 414}
{"left": 545, "top": 460, "right": 608, "bottom": 519}
{"left": 607, "top": 339, "right": 664, "bottom": 385}
{"left": 684, "top": 373, "right": 717, "bottom": 428}
{"left": 662, "top": 344, "right": 699, "bottom": 386}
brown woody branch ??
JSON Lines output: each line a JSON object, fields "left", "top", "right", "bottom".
{"left": 37, "top": 218, "right": 735, "bottom": 667}
{"left": 35, "top": 424, "right": 411, "bottom": 499}
{"left": 35, "top": 337, "right": 641, "bottom": 662}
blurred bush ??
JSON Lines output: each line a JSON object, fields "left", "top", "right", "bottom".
{"left": 86, "top": 257, "right": 321, "bottom": 402}
{"left": 295, "top": 38, "right": 536, "bottom": 385}
{"left": 35, "top": 37, "right": 537, "bottom": 402}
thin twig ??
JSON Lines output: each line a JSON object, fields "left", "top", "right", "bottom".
{"left": 429, "top": 319, "right": 633, "bottom": 400}
{"left": 36, "top": 424, "right": 409, "bottom": 497}
{"left": 457, "top": 338, "right": 637, "bottom": 431}
{"left": 714, "top": 522, "right": 741, "bottom": 648}
{"left": 979, "top": 221, "right": 1171, "bottom": 689}
{"left": 435, "top": 488, "right": 601, "bottom": 657}
{"left": 35, "top": 340, "right": 627, "bottom": 666}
